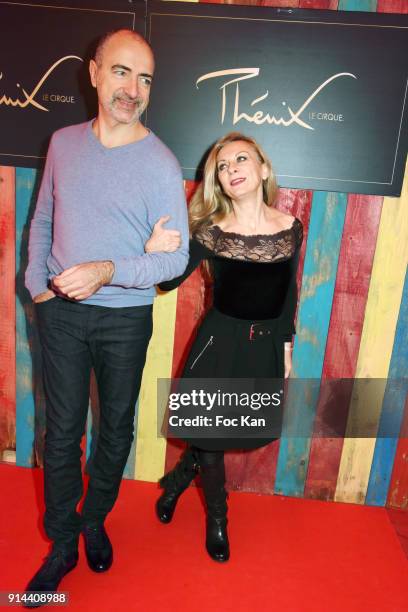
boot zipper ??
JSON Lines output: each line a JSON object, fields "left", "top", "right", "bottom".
{"left": 190, "top": 336, "right": 214, "bottom": 370}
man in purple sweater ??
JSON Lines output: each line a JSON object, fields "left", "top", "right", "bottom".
{"left": 24, "top": 29, "right": 188, "bottom": 597}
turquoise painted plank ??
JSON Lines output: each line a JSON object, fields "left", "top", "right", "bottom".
{"left": 338, "top": 0, "right": 377, "bottom": 11}
{"left": 86, "top": 407, "right": 93, "bottom": 465}
{"left": 15, "top": 168, "right": 42, "bottom": 467}
{"left": 274, "top": 191, "right": 348, "bottom": 497}
{"left": 85, "top": 375, "right": 99, "bottom": 467}
{"left": 366, "top": 269, "right": 408, "bottom": 506}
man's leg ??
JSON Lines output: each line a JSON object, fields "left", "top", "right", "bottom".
{"left": 26, "top": 298, "right": 92, "bottom": 595}
{"left": 80, "top": 304, "right": 152, "bottom": 568}
{"left": 36, "top": 298, "right": 93, "bottom": 551}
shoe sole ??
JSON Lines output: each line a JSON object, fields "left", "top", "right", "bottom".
{"left": 85, "top": 558, "right": 113, "bottom": 573}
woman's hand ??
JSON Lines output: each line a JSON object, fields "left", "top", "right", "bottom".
{"left": 284, "top": 343, "right": 292, "bottom": 378}
{"left": 145, "top": 215, "right": 181, "bottom": 253}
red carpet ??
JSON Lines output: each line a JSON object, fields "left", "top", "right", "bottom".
{"left": 0, "top": 464, "right": 407, "bottom": 611}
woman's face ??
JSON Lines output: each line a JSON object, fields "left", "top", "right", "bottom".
{"left": 216, "top": 140, "right": 269, "bottom": 202}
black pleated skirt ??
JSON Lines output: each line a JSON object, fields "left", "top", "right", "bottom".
{"left": 174, "top": 307, "right": 286, "bottom": 451}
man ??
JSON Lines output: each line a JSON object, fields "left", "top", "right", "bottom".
{"left": 24, "top": 29, "right": 188, "bottom": 596}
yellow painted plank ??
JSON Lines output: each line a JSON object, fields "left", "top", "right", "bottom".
{"left": 134, "top": 289, "right": 178, "bottom": 482}
{"left": 335, "top": 157, "right": 408, "bottom": 503}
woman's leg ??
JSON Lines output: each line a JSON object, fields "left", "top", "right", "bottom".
{"left": 156, "top": 446, "right": 199, "bottom": 523}
{"left": 196, "top": 448, "right": 229, "bottom": 563}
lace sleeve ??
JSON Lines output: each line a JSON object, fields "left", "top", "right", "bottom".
{"left": 194, "top": 225, "right": 222, "bottom": 250}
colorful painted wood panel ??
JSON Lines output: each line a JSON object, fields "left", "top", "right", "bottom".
{"left": 274, "top": 190, "right": 348, "bottom": 497}
{"left": 15, "top": 168, "right": 44, "bottom": 467}
{"left": 366, "top": 268, "right": 408, "bottom": 506}
{"left": 335, "top": 163, "right": 408, "bottom": 503}
{"left": 304, "top": 195, "right": 383, "bottom": 501}
{"left": 0, "top": 167, "right": 16, "bottom": 457}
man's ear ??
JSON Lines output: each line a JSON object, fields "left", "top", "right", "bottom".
{"left": 89, "top": 59, "right": 98, "bottom": 88}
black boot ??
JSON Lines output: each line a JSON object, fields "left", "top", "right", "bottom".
{"left": 198, "top": 450, "right": 230, "bottom": 563}
{"left": 156, "top": 446, "right": 198, "bottom": 523}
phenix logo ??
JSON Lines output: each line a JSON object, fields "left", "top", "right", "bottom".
{"left": 196, "top": 68, "right": 357, "bottom": 130}
{"left": 0, "top": 56, "right": 83, "bottom": 111}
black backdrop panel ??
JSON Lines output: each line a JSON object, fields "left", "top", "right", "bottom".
{"left": 0, "top": 0, "right": 145, "bottom": 168}
{"left": 146, "top": 2, "right": 408, "bottom": 195}
{"left": 1, "top": 1, "right": 407, "bottom": 194}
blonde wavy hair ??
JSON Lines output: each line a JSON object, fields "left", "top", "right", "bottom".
{"left": 189, "top": 132, "right": 278, "bottom": 235}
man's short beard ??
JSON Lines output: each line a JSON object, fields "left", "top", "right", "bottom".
{"left": 109, "top": 93, "right": 147, "bottom": 123}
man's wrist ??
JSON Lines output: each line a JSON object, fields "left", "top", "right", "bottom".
{"left": 103, "top": 261, "right": 115, "bottom": 284}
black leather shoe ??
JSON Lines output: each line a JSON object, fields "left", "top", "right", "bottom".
{"left": 206, "top": 516, "right": 230, "bottom": 563}
{"left": 24, "top": 549, "right": 78, "bottom": 607}
{"left": 82, "top": 524, "right": 113, "bottom": 573}
{"left": 156, "top": 447, "right": 198, "bottom": 524}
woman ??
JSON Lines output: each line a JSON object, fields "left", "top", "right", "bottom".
{"left": 146, "top": 132, "right": 303, "bottom": 563}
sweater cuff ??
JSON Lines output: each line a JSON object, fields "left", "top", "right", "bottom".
{"left": 26, "top": 277, "right": 50, "bottom": 301}
{"left": 111, "top": 258, "right": 136, "bottom": 289}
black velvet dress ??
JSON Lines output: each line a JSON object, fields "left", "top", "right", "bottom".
{"left": 160, "top": 217, "right": 303, "bottom": 451}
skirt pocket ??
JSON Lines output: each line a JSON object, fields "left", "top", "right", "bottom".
{"left": 189, "top": 335, "right": 214, "bottom": 371}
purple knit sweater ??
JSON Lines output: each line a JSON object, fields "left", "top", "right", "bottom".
{"left": 25, "top": 121, "right": 189, "bottom": 307}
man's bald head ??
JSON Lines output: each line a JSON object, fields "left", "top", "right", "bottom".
{"left": 89, "top": 27, "right": 155, "bottom": 130}
{"left": 94, "top": 29, "right": 153, "bottom": 68}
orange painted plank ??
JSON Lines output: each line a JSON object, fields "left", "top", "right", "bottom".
{"left": 0, "top": 166, "right": 16, "bottom": 456}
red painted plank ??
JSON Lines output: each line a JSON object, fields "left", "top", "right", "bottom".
{"left": 201, "top": 0, "right": 338, "bottom": 8}
{"left": 386, "top": 508, "right": 408, "bottom": 559}
{"left": 170, "top": 181, "right": 205, "bottom": 380}
{"left": 377, "top": 0, "right": 408, "bottom": 13}
{"left": 165, "top": 180, "right": 209, "bottom": 472}
{"left": 200, "top": 0, "right": 300, "bottom": 6}
{"left": 299, "top": 0, "right": 338, "bottom": 8}
{"left": 0, "top": 167, "right": 16, "bottom": 457}
{"left": 387, "top": 396, "right": 408, "bottom": 510}
{"left": 304, "top": 195, "right": 383, "bottom": 501}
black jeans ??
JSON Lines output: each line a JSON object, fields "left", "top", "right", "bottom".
{"left": 35, "top": 297, "right": 153, "bottom": 553}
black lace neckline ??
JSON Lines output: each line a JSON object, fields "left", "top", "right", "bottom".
{"left": 211, "top": 217, "right": 298, "bottom": 239}
{"left": 194, "top": 217, "right": 303, "bottom": 264}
